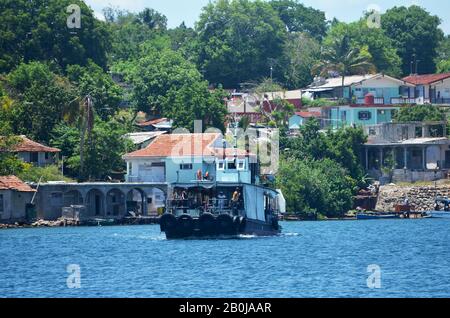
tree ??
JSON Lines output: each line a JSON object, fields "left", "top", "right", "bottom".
{"left": 382, "top": 5, "right": 444, "bottom": 75}
{"left": 326, "top": 20, "right": 402, "bottom": 77}
{"left": 5, "top": 62, "right": 76, "bottom": 144}
{"left": 0, "top": 0, "right": 111, "bottom": 73}
{"left": 436, "top": 35, "right": 450, "bottom": 73}
{"left": 394, "top": 104, "right": 447, "bottom": 122}
{"left": 281, "top": 33, "right": 321, "bottom": 89}
{"left": 51, "top": 118, "right": 133, "bottom": 181}
{"left": 66, "top": 61, "right": 123, "bottom": 120}
{"left": 196, "top": 0, "right": 287, "bottom": 88}
{"left": 313, "top": 33, "right": 375, "bottom": 98}
{"left": 167, "top": 22, "right": 198, "bottom": 61}
{"left": 269, "top": 0, "right": 328, "bottom": 40}
{"left": 276, "top": 157, "right": 355, "bottom": 218}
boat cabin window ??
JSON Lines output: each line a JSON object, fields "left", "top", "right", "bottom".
{"left": 237, "top": 159, "right": 245, "bottom": 170}
{"left": 180, "top": 163, "right": 193, "bottom": 170}
{"left": 227, "top": 159, "right": 237, "bottom": 170}
{"left": 217, "top": 160, "right": 225, "bottom": 171}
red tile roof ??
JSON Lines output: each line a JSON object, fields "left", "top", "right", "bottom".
{"left": 12, "top": 136, "right": 60, "bottom": 153}
{"left": 0, "top": 176, "right": 36, "bottom": 192}
{"left": 403, "top": 73, "right": 450, "bottom": 85}
{"left": 295, "top": 111, "right": 321, "bottom": 118}
{"left": 123, "top": 133, "right": 252, "bottom": 159}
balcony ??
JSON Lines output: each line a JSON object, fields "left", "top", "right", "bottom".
{"left": 431, "top": 98, "right": 450, "bottom": 105}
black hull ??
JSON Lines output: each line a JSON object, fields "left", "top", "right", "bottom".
{"left": 162, "top": 216, "right": 280, "bottom": 239}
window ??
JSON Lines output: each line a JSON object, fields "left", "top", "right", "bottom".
{"left": 227, "top": 159, "right": 237, "bottom": 170}
{"left": 45, "top": 152, "right": 49, "bottom": 160}
{"left": 358, "top": 111, "right": 372, "bottom": 121}
{"left": 129, "top": 162, "right": 133, "bottom": 175}
{"left": 180, "top": 163, "right": 193, "bottom": 170}
{"left": 0, "top": 194, "right": 4, "bottom": 215}
{"left": 237, "top": 159, "right": 245, "bottom": 170}
{"left": 217, "top": 160, "right": 225, "bottom": 171}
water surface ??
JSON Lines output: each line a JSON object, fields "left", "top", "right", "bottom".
{"left": 1, "top": 219, "right": 449, "bottom": 298}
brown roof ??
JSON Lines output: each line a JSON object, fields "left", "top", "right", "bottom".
{"left": 0, "top": 176, "right": 36, "bottom": 192}
{"left": 403, "top": 73, "right": 450, "bottom": 85}
{"left": 123, "top": 133, "right": 252, "bottom": 159}
{"left": 295, "top": 111, "right": 321, "bottom": 118}
{"left": 136, "top": 118, "right": 168, "bottom": 127}
{"left": 12, "top": 136, "right": 60, "bottom": 153}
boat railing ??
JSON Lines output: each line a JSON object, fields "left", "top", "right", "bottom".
{"left": 166, "top": 198, "right": 244, "bottom": 217}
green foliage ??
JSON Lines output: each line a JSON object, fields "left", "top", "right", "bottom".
{"left": 313, "top": 33, "right": 375, "bottom": 97}
{"left": 0, "top": 0, "right": 110, "bottom": 73}
{"left": 394, "top": 105, "right": 447, "bottom": 122}
{"left": 276, "top": 157, "right": 355, "bottom": 218}
{"left": 196, "top": 0, "right": 287, "bottom": 88}
{"left": 5, "top": 62, "right": 76, "bottom": 144}
{"left": 51, "top": 119, "right": 134, "bottom": 181}
{"left": 269, "top": 0, "right": 327, "bottom": 40}
{"left": 382, "top": 5, "right": 444, "bottom": 75}
{"left": 326, "top": 20, "right": 402, "bottom": 77}
{"left": 66, "top": 61, "right": 123, "bottom": 120}
{"left": 0, "top": 135, "right": 25, "bottom": 176}
{"left": 281, "top": 33, "right": 321, "bottom": 89}
{"left": 18, "top": 164, "right": 73, "bottom": 183}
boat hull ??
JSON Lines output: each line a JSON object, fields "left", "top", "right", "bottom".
{"left": 429, "top": 211, "right": 450, "bottom": 219}
{"left": 356, "top": 214, "right": 399, "bottom": 220}
{"left": 161, "top": 216, "right": 280, "bottom": 239}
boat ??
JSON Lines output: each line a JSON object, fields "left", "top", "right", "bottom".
{"left": 356, "top": 212, "right": 399, "bottom": 220}
{"left": 430, "top": 197, "right": 450, "bottom": 218}
{"left": 159, "top": 182, "right": 281, "bottom": 239}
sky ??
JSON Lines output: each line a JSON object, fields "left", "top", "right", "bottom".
{"left": 84, "top": 0, "right": 450, "bottom": 34}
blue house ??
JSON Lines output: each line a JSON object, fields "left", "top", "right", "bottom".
{"left": 304, "top": 73, "right": 415, "bottom": 105}
{"left": 327, "top": 105, "right": 400, "bottom": 129}
{"left": 123, "top": 133, "right": 255, "bottom": 184}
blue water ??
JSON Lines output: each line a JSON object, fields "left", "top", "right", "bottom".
{"left": 1, "top": 219, "right": 450, "bottom": 298}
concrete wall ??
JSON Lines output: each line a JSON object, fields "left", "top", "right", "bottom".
{"left": 0, "top": 190, "right": 34, "bottom": 222}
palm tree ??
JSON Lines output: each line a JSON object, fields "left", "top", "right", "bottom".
{"left": 313, "top": 34, "right": 375, "bottom": 99}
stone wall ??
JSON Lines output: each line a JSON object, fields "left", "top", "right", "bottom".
{"left": 376, "top": 184, "right": 450, "bottom": 212}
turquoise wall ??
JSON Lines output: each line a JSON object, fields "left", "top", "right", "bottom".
{"left": 288, "top": 115, "right": 304, "bottom": 130}
{"left": 331, "top": 107, "right": 398, "bottom": 129}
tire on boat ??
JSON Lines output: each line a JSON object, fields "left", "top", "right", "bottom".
{"left": 238, "top": 217, "right": 247, "bottom": 233}
{"left": 199, "top": 213, "right": 217, "bottom": 236}
{"left": 216, "top": 214, "right": 235, "bottom": 235}
{"left": 160, "top": 213, "right": 177, "bottom": 232}
{"left": 177, "top": 214, "right": 195, "bottom": 237}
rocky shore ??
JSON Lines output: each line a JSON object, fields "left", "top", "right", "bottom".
{"left": 0, "top": 218, "right": 81, "bottom": 229}
{"left": 376, "top": 183, "right": 450, "bottom": 212}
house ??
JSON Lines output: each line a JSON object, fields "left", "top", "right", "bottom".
{"left": 304, "top": 74, "right": 416, "bottom": 105}
{"left": 11, "top": 136, "right": 60, "bottom": 167}
{"left": 363, "top": 121, "right": 450, "bottom": 183}
{"left": 123, "top": 133, "right": 256, "bottom": 184}
{"left": 325, "top": 104, "right": 400, "bottom": 130}
{"left": 288, "top": 111, "right": 322, "bottom": 132}
{"left": 403, "top": 73, "right": 450, "bottom": 104}
{"left": 0, "top": 176, "right": 36, "bottom": 222}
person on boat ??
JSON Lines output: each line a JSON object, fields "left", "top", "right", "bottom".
{"left": 231, "top": 188, "right": 241, "bottom": 215}
{"left": 204, "top": 171, "right": 210, "bottom": 181}
{"left": 196, "top": 169, "right": 202, "bottom": 180}
{"left": 217, "top": 191, "right": 227, "bottom": 211}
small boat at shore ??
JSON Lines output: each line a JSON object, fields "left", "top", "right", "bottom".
{"left": 356, "top": 212, "right": 399, "bottom": 220}
{"left": 159, "top": 182, "right": 281, "bottom": 239}
{"left": 431, "top": 198, "right": 450, "bottom": 218}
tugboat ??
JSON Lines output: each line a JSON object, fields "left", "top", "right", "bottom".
{"left": 159, "top": 182, "right": 281, "bottom": 239}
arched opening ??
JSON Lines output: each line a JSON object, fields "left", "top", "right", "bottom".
{"left": 86, "top": 189, "right": 105, "bottom": 217}
{"left": 106, "top": 189, "right": 126, "bottom": 218}
{"left": 63, "top": 190, "right": 83, "bottom": 207}
{"left": 126, "top": 188, "right": 145, "bottom": 217}
{"left": 147, "top": 188, "right": 166, "bottom": 216}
